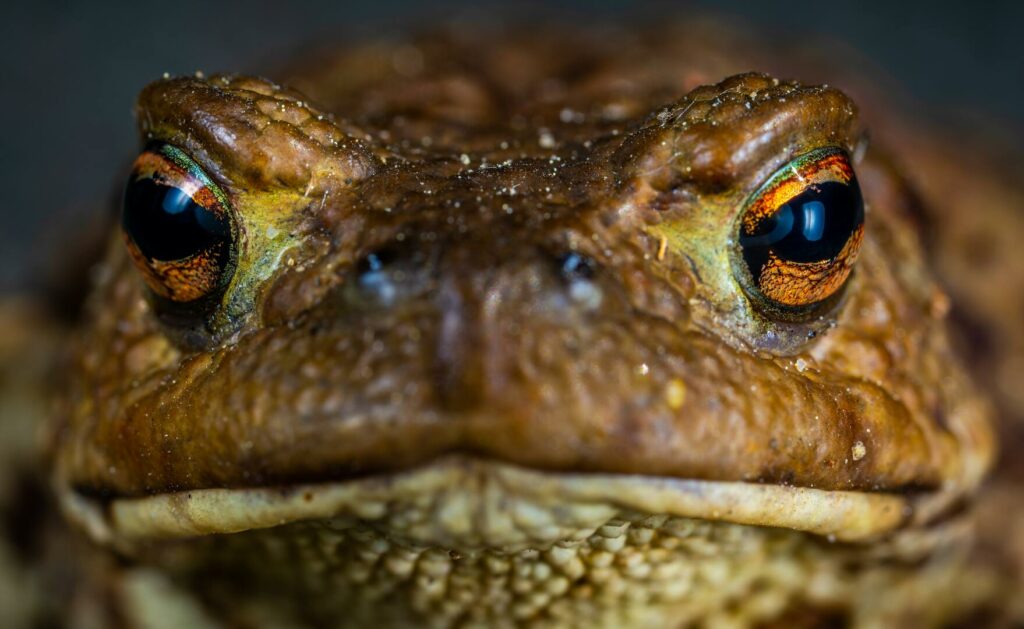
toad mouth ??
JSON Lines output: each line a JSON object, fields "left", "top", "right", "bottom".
{"left": 60, "top": 455, "right": 919, "bottom": 551}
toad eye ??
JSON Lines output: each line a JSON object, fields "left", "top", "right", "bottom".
{"left": 735, "top": 147, "right": 865, "bottom": 315}
{"left": 121, "top": 144, "right": 235, "bottom": 305}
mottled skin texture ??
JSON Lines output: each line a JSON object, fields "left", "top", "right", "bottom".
{"left": 27, "top": 22, "right": 1022, "bottom": 628}
{"left": 58, "top": 57, "right": 987, "bottom": 500}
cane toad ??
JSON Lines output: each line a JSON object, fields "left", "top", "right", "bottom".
{"left": 48, "top": 24, "right": 1003, "bottom": 628}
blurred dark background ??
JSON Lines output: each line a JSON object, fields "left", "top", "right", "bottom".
{"left": 3, "top": 0, "right": 1022, "bottom": 293}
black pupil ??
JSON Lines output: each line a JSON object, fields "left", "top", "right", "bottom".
{"left": 122, "top": 173, "right": 230, "bottom": 262}
{"left": 740, "top": 179, "right": 864, "bottom": 278}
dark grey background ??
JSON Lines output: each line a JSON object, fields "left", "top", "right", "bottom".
{"left": 3, "top": 0, "right": 1022, "bottom": 293}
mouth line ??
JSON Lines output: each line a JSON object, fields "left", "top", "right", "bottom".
{"left": 60, "top": 455, "right": 914, "bottom": 551}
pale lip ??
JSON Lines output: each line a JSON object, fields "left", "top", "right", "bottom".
{"left": 59, "top": 455, "right": 933, "bottom": 554}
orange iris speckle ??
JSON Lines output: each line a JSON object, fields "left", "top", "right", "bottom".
{"left": 738, "top": 147, "right": 865, "bottom": 311}
{"left": 122, "top": 145, "right": 234, "bottom": 305}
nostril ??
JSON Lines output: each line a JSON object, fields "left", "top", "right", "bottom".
{"left": 356, "top": 248, "right": 401, "bottom": 277}
{"left": 556, "top": 251, "right": 602, "bottom": 310}
{"left": 356, "top": 253, "right": 398, "bottom": 306}
{"left": 557, "top": 252, "right": 596, "bottom": 281}
{"left": 348, "top": 247, "right": 418, "bottom": 308}
{"left": 358, "top": 252, "right": 387, "bottom": 274}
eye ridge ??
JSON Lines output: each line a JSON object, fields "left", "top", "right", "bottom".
{"left": 735, "top": 146, "right": 865, "bottom": 313}
{"left": 121, "top": 143, "right": 237, "bottom": 307}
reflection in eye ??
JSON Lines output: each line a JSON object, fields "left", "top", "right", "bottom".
{"left": 121, "top": 144, "right": 235, "bottom": 304}
{"left": 737, "top": 147, "right": 865, "bottom": 312}
{"left": 801, "top": 201, "right": 824, "bottom": 241}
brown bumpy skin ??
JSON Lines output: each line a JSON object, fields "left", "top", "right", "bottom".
{"left": 48, "top": 21, "right": 1008, "bottom": 628}
{"left": 56, "top": 65, "right": 988, "bottom": 498}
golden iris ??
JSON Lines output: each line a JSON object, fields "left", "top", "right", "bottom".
{"left": 737, "top": 147, "right": 865, "bottom": 312}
